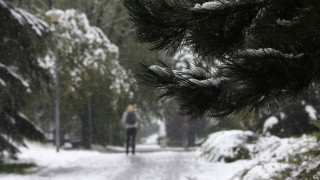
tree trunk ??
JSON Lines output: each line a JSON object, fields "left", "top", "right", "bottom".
{"left": 81, "top": 98, "right": 92, "bottom": 149}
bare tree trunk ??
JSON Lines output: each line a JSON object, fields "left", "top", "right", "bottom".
{"left": 81, "top": 98, "right": 92, "bottom": 149}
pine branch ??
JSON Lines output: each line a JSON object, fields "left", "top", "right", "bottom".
{"left": 137, "top": 61, "right": 230, "bottom": 117}
{"left": 0, "top": 108, "right": 45, "bottom": 145}
{"left": 137, "top": 47, "right": 314, "bottom": 118}
{"left": 0, "top": 136, "right": 20, "bottom": 155}
{"left": 127, "top": 0, "right": 320, "bottom": 118}
{"left": 226, "top": 48, "right": 314, "bottom": 99}
{"left": 124, "top": 0, "right": 262, "bottom": 57}
{"left": 14, "top": 112, "right": 45, "bottom": 142}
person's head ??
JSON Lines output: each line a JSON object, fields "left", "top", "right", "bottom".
{"left": 127, "top": 104, "right": 134, "bottom": 111}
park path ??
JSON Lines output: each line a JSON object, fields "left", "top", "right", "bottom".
{"left": 112, "top": 152, "right": 199, "bottom": 180}
{"left": 0, "top": 143, "right": 253, "bottom": 180}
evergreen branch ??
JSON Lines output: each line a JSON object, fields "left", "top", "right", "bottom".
{"left": 137, "top": 47, "right": 314, "bottom": 118}
{"left": 0, "top": 135, "right": 20, "bottom": 155}
{"left": 0, "top": 1, "right": 48, "bottom": 156}
{"left": 137, "top": 61, "right": 233, "bottom": 117}
{"left": 127, "top": 0, "right": 320, "bottom": 118}
{"left": 124, "top": 0, "right": 262, "bottom": 57}
{"left": 0, "top": 108, "right": 45, "bottom": 143}
{"left": 14, "top": 112, "right": 45, "bottom": 142}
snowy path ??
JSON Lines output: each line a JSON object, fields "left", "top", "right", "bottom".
{"left": 0, "top": 143, "right": 255, "bottom": 180}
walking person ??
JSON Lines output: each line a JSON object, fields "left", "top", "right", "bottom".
{"left": 121, "top": 104, "right": 141, "bottom": 155}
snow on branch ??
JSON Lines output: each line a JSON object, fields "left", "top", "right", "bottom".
{"left": 0, "top": 78, "right": 6, "bottom": 86}
{"left": 0, "top": 0, "right": 48, "bottom": 36}
{"left": 194, "top": 1, "right": 231, "bottom": 10}
{"left": 193, "top": 0, "right": 249, "bottom": 10}
{"left": 237, "top": 48, "right": 305, "bottom": 59}
{"left": 149, "top": 65, "right": 172, "bottom": 77}
{"left": 276, "top": 19, "right": 294, "bottom": 27}
{"left": 275, "top": 16, "right": 300, "bottom": 27}
{"left": 183, "top": 78, "right": 226, "bottom": 88}
{"left": 0, "top": 63, "right": 29, "bottom": 88}
{"left": 148, "top": 65, "right": 224, "bottom": 88}
{"left": 17, "top": 111, "right": 44, "bottom": 135}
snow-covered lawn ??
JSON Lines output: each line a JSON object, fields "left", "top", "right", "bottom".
{"left": 0, "top": 142, "right": 256, "bottom": 180}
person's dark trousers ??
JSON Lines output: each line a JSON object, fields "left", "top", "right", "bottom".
{"left": 126, "top": 128, "right": 137, "bottom": 155}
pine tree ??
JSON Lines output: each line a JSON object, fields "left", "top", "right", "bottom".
{"left": 0, "top": 0, "right": 48, "bottom": 155}
{"left": 124, "top": 0, "right": 320, "bottom": 117}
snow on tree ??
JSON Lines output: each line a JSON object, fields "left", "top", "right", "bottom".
{"left": 44, "top": 9, "right": 129, "bottom": 94}
{"left": 0, "top": 0, "right": 49, "bottom": 155}
{"left": 41, "top": 9, "right": 130, "bottom": 148}
{"left": 124, "top": 0, "right": 320, "bottom": 117}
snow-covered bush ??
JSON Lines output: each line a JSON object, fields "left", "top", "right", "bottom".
{"left": 201, "top": 130, "right": 318, "bottom": 163}
{"left": 200, "top": 130, "right": 319, "bottom": 179}
{"left": 200, "top": 130, "right": 257, "bottom": 162}
{"left": 243, "top": 162, "right": 291, "bottom": 180}
{"left": 294, "top": 158, "right": 320, "bottom": 179}
{"left": 254, "top": 135, "right": 320, "bottom": 180}
{"left": 200, "top": 130, "right": 320, "bottom": 179}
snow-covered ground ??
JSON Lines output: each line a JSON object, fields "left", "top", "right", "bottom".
{"left": 0, "top": 131, "right": 318, "bottom": 180}
{"left": 0, "top": 142, "right": 256, "bottom": 180}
